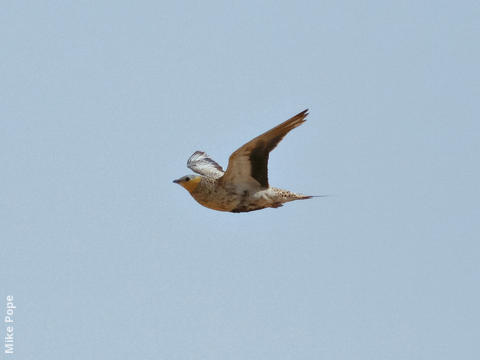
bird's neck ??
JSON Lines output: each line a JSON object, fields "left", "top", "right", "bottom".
{"left": 182, "top": 177, "right": 202, "bottom": 193}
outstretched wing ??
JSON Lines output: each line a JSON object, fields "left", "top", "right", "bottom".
{"left": 220, "top": 109, "right": 308, "bottom": 189}
{"left": 187, "top": 151, "right": 225, "bottom": 179}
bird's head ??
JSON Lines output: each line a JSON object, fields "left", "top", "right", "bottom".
{"left": 172, "top": 174, "right": 202, "bottom": 193}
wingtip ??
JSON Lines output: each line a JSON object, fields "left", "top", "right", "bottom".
{"left": 292, "top": 108, "right": 309, "bottom": 123}
{"left": 299, "top": 108, "right": 309, "bottom": 117}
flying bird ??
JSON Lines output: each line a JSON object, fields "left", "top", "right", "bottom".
{"left": 173, "top": 109, "right": 315, "bottom": 212}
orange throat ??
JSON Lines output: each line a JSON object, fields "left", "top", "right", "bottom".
{"left": 181, "top": 177, "right": 201, "bottom": 193}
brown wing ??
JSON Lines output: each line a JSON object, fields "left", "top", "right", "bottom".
{"left": 220, "top": 109, "right": 308, "bottom": 189}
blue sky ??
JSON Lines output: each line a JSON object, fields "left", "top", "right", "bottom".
{"left": 1, "top": 1, "right": 479, "bottom": 359}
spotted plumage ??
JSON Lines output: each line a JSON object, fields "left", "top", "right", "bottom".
{"left": 173, "top": 109, "right": 316, "bottom": 212}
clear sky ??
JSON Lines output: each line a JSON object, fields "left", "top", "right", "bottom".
{"left": 1, "top": 1, "right": 479, "bottom": 359}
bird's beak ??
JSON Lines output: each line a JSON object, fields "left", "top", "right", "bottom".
{"left": 172, "top": 178, "right": 181, "bottom": 184}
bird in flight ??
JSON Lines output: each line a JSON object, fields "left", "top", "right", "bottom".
{"left": 173, "top": 109, "right": 315, "bottom": 212}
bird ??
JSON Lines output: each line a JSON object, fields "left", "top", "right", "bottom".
{"left": 173, "top": 109, "right": 316, "bottom": 213}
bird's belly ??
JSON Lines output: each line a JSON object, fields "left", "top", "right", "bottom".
{"left": 230, "top": 189, "right": 279, "bottom": 212}
{"left": 190, "top": 186, "right": 240, "bottom": 212}
{"left": 190, "top": 185, "right": 281, "bottom": 213}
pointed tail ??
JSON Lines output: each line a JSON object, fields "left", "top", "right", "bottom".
{"left": 297, "top": 194, "right": 329, "bottom": 200}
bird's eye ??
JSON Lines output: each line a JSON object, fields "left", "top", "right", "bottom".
{"left": 185, "top": 177, "right": 190, "bottom": 181}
